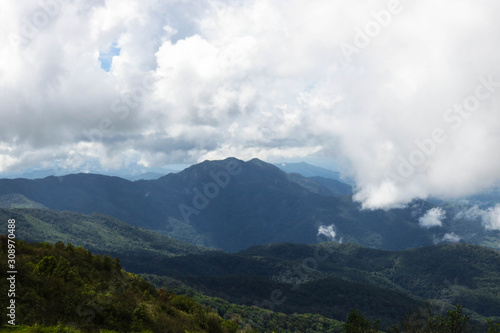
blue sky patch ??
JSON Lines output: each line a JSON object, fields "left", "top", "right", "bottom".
{"left": 99, "top": 43, "right": 121, "bottom": 72}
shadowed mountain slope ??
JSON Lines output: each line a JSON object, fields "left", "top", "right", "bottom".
{"left": 0, "top": 158, "right": 472, "bottom": 252}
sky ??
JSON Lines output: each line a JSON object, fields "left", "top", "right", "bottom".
{"left": 1, "top": 0, "right": 500, "bottom": 209}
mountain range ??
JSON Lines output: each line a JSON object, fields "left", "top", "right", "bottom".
{"left": 0, "top": 158, "right": 499, "bottom": 252}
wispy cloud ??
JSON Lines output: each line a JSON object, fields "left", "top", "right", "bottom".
{"left": 441, "top": 232, "right": 461, "bottom": 243}
{"left": 317, "top": 224, "right": 341, "bottom": 243}
{"left": 456, "top": 204, "right": 500, "bottom": 231}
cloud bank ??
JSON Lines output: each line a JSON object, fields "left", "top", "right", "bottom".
{"left": 457, "top": 204, "right": 500, "bottom": 231}
{"left": 1, "top": 0, "right": 500, "bottom": 209}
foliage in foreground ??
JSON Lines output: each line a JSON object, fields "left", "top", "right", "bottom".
{"left": 342, "top": 309, "right": 380, "bottom": 333}
{"left": 142, "top": 274, "right": 344, "bottom": 332}
{"left": 1, "top": 237, "right": 499, "bottom": 333}
{"left": 340, "top": 304, "right": 500, "bottom": 333}
{"left": 0, "top": 237, "right": 345, "bottom": 332}
{"left": 0, "top": 237, "right": 248, "bottom": 333}
{"left": 386, "top": 304, "right": 471, "bottom": 333}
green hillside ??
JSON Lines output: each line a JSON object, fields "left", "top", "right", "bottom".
{"left": 131, "top": 242, "right": 500, "bottom": 329}
{"left": 0, "top": 208, "right": 212, "bottom": 259}
{"left": 1, "top": 208, "right": 499, "bottom": 331}
{"left": 0, "top": 194, "right": 46, "bottom": 209}
{"left": 0, "top": 209, "right": 500, "bottom": 332}
{"left": 0, "top": 238, "right": 346, "bottom": 332}
{"left": 0, "top": 237, "right": 240, "bottom": 332}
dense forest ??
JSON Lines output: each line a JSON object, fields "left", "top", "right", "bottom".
{"left": 2, "top": 207, "right": 500, "bottom": 331}
{"left": 0, "top": 237, "right": 346, "bottom": 332}
{"left": 0, "top": 236, "right": 252, "bottom": 332}
{"left": 1, "top": 206, "right": 500, "bottom": 332}
{"left": 1, "top": 237, "right": 500, "bottom": 332}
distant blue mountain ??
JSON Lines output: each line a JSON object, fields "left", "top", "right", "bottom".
{"left": 274, "top": 162, "right": 354, "bottom": 185}
{"left": 123, "top": 172, "right": 174, "bottom": 181}
{"left": 1, "top": 168, "right": 177, "bottom": 181}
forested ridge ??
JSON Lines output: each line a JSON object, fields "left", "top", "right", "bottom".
{"left": 1, "top": 237, "right": 500, "bottom": 332}
{"left": 1, "top": 205, "right": 500, "bottom": 332}
{"left": 0, "top": 237, "right": 345, "bottom": 332}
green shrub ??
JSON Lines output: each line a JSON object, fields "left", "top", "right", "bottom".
{"left": 171, "top": 295, "right": 200, "bottom": 314}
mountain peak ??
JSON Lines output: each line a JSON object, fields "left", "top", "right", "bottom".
{"left": 188, "top": 157, "right": 244, "bottom": 169}
{"left": 247, "top": 158, "right": 281, "bottom": 169}
{"left": 247, "top": 157, "right": 266, "bottom": 164}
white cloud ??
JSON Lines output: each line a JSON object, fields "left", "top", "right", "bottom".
{"left": 318, "top": 225, "right": 336, "bottom": 239}
{"left": 419, "top": 207, "right": 446, "bottom": 229}
{"left": 442, "top": 232, "right": 461, "bottom": 243}
{"left": 317, "top": 224, "right": 341, "bottom": 243}
{"left": 457, "top": 204, "right": 500, "bottom": 231}
{"left": 0, "top": 0, "right": 500, "bottom": 210}
{"left": 483, "top": 205, "right": 500, "bottom": 230}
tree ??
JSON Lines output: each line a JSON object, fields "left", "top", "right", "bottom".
{"left": 433, "top": 305, "right": 470, "bottom": 333}
{"left": 34, "top": 256, "right": 58, "bottom": 275}
{"left": 343, "top": 309, "right": 380, "bottom": 333}
{"left": 388, "top": 303, "right": 471, "bottom": 333}
{"left": 487, "top": 319, "right": 500, "bottom": 333}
